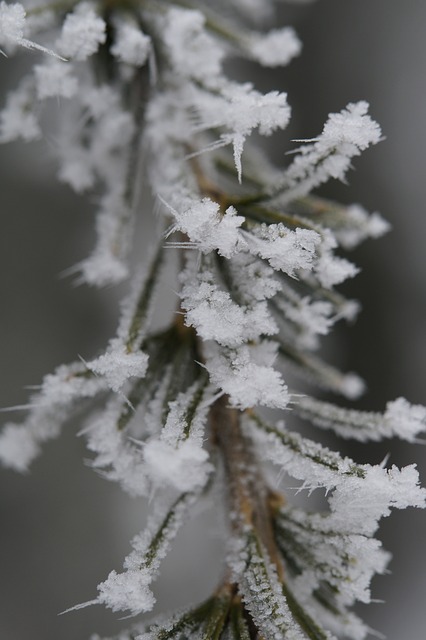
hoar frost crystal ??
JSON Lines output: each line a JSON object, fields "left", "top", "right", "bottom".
{"left": 0, "top": 1, "right": 425, "bottom": 639}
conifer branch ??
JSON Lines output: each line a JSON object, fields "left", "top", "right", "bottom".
{"left": 0, "top": 1, "right": 425, "bottom": 638}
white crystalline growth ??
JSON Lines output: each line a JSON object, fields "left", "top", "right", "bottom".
{"left": 144, "top": 439, "right": 212, "bottom": 492}
{"left": 167, "top": 197, "right": 246, "bottom": 258}
{"left": 315, "top": 250, "right": 359, "bottom": 289}
{"left": 313, "top": 230, "right": 359, "bottom": 289}
{"left": 247, "top": 223, "right": 321, "bottom": 277}
{"left": 34, "top": 60, "right": 78, "bottom": 99}
{"left": 0, "top": 79, "right": 41, "bottom": 142}
{"left": 304, "top": 603, "right": 368, "bottom": 640}
{"left": 205, "top": 342, "right": 289, "bottom": 410}
{"left": 321, "top": 101, "right": 382, "bottom": 152}
{"left": 86, "top": 344, "right": 148, "bottom": 393}
{"left": 90, "top": 108, "right": 136, "bottom": 173}
{"left": 227, "top": 252, "right": 282, "bottom": 303}
{"left": 247, "top": 221, "right": 358, "bottom": 290}
{"left": 192, "top": 83, "right": 291, "bottom": 181}
{"left": 220, "top": 86, "right": 291, "bottom": 183}
{"left": 79, "top": 248, "right": 129, "bottom": 287}
{"left": 78, "top": 193, "right": 133, "bottom": 286}
{"left": 81, "top": 84, "right": 122, "bottom": 119}
{"left": 79, "top": 493, "right": 197, "bottom": 616}
{"left": 245, "top": 417, "right": 368, "bottom": 494}
{"left": 278, "top": 506, "right": 390, "bottom": 607}
{"left": 229, "top": 532, "right": 320, "bottom": 640}
{"left": 0, "top": 423, "right": 40, "bottom": 473}
{"left": 384, "top": 397, "right": 426, "bottom": 442}
{"left": 249, "top": 27, "right": 302, "bottom": 67}
{"left": 294, "top": 395, "right": 426, "bottom": 443}
{"left": 66, "top": 93, "right": 136, "bottom": 282}
{"left": 0, "top": 1, "right": 57, "bottom": 55}
{"left": 96, "top": 568, "right": 155, "bottom": 616}
{"left": 111, "top": 23, "right": 151, "bottom": 67}
{"left": 0, "top": 363, "right": 105, "bottom": 472}
{"left": 57, "top": 142, "right": 95, "bottom": 193}
{"left": 0, "top": 1, "right": 25, "bottom": 47}
{"left": 326, "top": 464, "right": 426, "bottom": 537}
{"left": 83, "top": 400, "right": 149, "bottom": 497}
{"left": 181, "top": 275, "right": 278, "bottom": 348}
{"left": 56, "top": 2, "right": 106, "bottom": 61}
{"left": 275, "top": 289, "right": 334, "bottom": 349}
{"left": 274, "top": 101, "right": 382, "bottom": 203}
{"left": 143, "top": 381, "right": 213, "bottom": 492}
{"left": 332, "top": 204, "right": 391, "bottom": 249}
{"left": 55, "top": 85, "right": 136, "bottom": 203}
{"left": 162, "top": 7, "right": 225, "bottom": 81}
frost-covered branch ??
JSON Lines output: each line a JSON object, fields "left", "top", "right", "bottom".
{"left": 0, "top": 1, "right": 425, "bottom": 639}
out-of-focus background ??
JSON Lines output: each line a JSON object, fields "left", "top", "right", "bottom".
{"left": 1, "top": 1, "right": 425, "bottom": 638}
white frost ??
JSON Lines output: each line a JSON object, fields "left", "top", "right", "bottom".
{"left": 34, "top": 60, "right": 78, "bottom": 99}
{"left": 167, "top": 198, "right": 245, "bottom": 258}
{"left": 144, "top": 439, "right": 211, "bottom": 492}
{"left": 247, "top": 223, "right": 321, "bottom": 276}
{"left": 111, "top": 23, "right": 151, "bottom": 67}
{"left": 273, "top": 102, "right": 382, "bottom": 204}
{"left": 249, "top": 27, "right": 302, "bottom": 67}
{"left": 162, "top": 7, "right": 224, "bottom": 81}
{"left": 86, "top": 346, "right": 148, "bottom": 393}
{"left": 56, "top": 3, "right": 106, "bottom": 61}
{"left": 206, "top": 342, "right": 289, "bottom": 410}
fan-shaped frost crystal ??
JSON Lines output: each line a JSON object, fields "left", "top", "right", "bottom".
{"left": 96, "top": 569, "right": 155, "bottom": 617}
{"left": 321, "top": 101, "right": 382, "bottom": 150}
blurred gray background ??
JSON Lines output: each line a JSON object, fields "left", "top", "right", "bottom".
{"left": 1, "top": 1, "right": 426, "bottom": 638}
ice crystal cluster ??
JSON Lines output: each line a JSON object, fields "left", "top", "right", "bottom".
{"left": 0, "top": 1, "right": 425, "bottom": 639}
